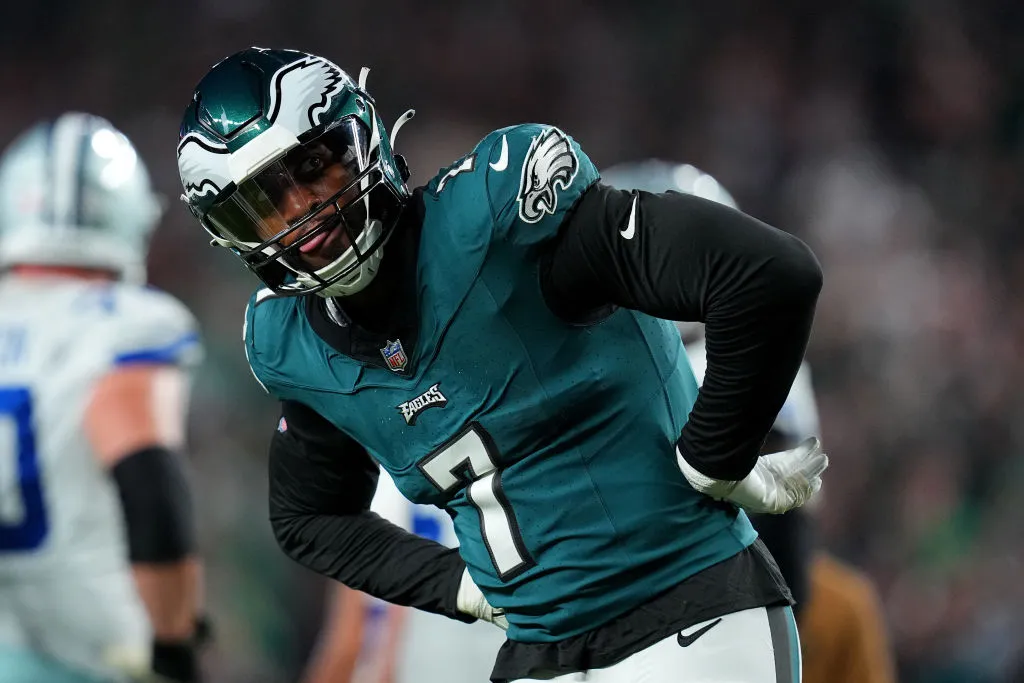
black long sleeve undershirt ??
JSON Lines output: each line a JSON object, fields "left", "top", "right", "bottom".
{"left": 268, "top": 400, "right": 471, "bottom": 621}
{"left": 542, "top": 183, "right": 822, "bottom": 481}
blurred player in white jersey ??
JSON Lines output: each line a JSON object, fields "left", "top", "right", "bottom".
{"left": 0, "top": 114, "right": 206, "bottom": 682}
{"left": 300, "top": 471, "right": 505, "bottom": 683}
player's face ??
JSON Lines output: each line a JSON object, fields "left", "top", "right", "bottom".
{"left": 257, "top": 143, "right": 358, "bottom": 270}
{"left": 204, "top": 119, "right": 374, "bottom": 272}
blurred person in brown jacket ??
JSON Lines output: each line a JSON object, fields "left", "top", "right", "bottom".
{"left": 798, "top": 552, "right": 896, "bottom": 683}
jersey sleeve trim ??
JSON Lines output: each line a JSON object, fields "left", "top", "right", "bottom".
{"left": 113, "top": 331, "right": 201, "bottom": 367}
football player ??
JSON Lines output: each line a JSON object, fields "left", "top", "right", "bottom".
{"left": 177, "top": 48, "right": 827, "bottom": 682}
{"left": 0, "top": 114, "right": 205, "bottom": 682}
{"left": 603, "top": 160, "right": 896, "bottom": 683}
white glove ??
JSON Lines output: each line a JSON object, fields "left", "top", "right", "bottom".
{"left": 456, "top": 568, "right": 508, "bottom": 630}
{"left": 677, "top": 437, "right": 828, "bottom": 514}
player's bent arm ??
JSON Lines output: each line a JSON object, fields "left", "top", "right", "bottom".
{"left": 268, "top": 400, "right": 474, "bottom": 623}
{"left": 543, "top": 184, "right": 822, "bottom": 485}
{"left": 85, "top": 364, "right": 202, "bottom": 682}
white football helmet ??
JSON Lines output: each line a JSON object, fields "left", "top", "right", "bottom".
{"left": 0, "top": 113, "right": 163, "bottom": 283}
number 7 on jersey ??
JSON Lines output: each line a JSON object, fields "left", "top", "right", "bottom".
{"left": 418, "top": 423, "right": 533, "bottom": 581}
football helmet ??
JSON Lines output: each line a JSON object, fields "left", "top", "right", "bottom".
{"left": 0, "top": 113, "right": 162, "bottom": 283}
{"left": 176, "top": 48, "right": 414, "bottom": 297}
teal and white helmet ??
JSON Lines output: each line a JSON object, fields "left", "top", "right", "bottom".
{"left": 600, "top": 160, "right": 739, "bottom": 210}
{"left": 177, "top": 48, "right": 414, "bottom": 297}
{"left": 0, "top": 113, "right": 162, "bottom": 283}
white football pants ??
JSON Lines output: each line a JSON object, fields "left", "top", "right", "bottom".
{"left": 513, "top": 606, "right": 801, "bottom": 683}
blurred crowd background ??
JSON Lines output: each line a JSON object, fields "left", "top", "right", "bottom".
{"left": 2, "top": 1, "right": 1023, "bottom": 681}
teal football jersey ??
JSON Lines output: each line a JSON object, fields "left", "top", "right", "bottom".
{"left": 245, "top": 124, "right": 757, "bottom": 642}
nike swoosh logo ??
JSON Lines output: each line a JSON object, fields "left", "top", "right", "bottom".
{"left": 489, "top": 135, "right": 508, "bottom": 172}
{"left": 676, "top": 618, "right": 722, "bottom": 647}
{"left": 619, "top": 194, "right": 638, "bottom": 239}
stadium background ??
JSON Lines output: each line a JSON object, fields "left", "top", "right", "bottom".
{"left": 2, "top": 1, "right": 1023, "bottom": 681}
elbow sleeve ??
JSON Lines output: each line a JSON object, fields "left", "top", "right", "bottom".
{"left": 111, "top": 446, "right": 197, "bottom": 563}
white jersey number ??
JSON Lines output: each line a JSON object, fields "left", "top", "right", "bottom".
{"left": 418, "top": 423, "right": 532, "bottom": 580}
{"left": 0, "top": 386, "right": 48, "bottom": 551}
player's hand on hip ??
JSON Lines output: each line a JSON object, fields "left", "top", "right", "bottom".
{"left": 456, "top": 568, "right": 509, "bottom": 631}
{"left": 678, "top": 437, "right": 828, "bottom": 515}
{"left": 729, "top": 437, "right": 828, "bottom": 514}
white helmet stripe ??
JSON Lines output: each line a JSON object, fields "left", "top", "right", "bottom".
{"left": 50, "top": 113, "right": 89, "bottom": 228}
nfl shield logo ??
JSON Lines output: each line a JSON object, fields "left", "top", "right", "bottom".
{"left": 380, "top": 339, "right": 408, "bottom": 372}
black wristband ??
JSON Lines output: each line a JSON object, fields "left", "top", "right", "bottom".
{"left": 152, "top": 641, "right": 199, "bottom": 683}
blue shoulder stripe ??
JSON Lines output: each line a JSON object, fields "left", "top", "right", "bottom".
{"left": 114, "top": 332, "right": 200, "bottom": 366}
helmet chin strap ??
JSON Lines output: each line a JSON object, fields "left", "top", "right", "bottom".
{"left": 325, "top": 296, "right": 349, "bottom": 327}
{"left": 312, "top": 217, "right": 385, "bottom": 298}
